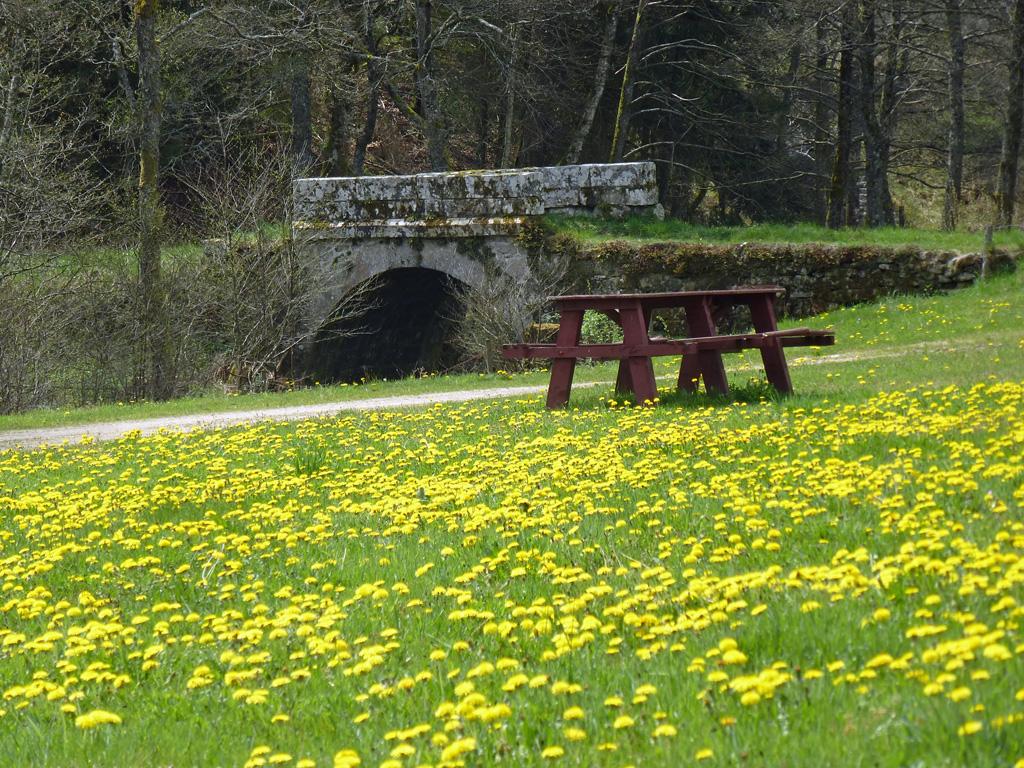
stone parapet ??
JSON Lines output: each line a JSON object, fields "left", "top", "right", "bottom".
{"left": 293, "top": 162, "right": 661, "bottom": 238}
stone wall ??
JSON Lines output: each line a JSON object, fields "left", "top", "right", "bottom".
{"left": 293, "top": 162, "right": 662, "bottom": 240}
{"left": 567, "top": 239, "right": 1019, "bottom": 317}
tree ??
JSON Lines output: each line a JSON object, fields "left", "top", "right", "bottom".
{"left": 996, "top": 0, "right": 1024, "bottom": 226}
{"left": 943, "top": 0, "right": 965, "bottom": 230}
{"left": 135, "top": 0, "right": 171, "bottom": 400}
{"left": 828, "top": 2, "right": 856, "bottom": 228}
{"left": 565, "top": 1, "right": 620, "bottom": 164}
{"left": 610, "top": 0, "right": 646, "bottom": 162}
{"left": 414, "top": 0, "right": 448, "bottom": 170}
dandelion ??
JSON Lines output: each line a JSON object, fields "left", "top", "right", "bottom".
{"left": 74, "top": 710, "right": 122, "bottom": 729}
{"left": 333, "top": 750, "right": 360, "bottom": 768}
{"left": 721, "top": 649, "right": 748, "bottom": 665}
{"left": 958, "top": 721, "right": 983, "bottom": 737}
{"left": 440, "top": 737, "right": 476, "bottom": 763}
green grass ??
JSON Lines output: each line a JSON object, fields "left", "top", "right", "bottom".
{"left": 3, "top": 267, "right": 1020, "bottom": 434}
{"left": 550, "top": 215, "right": 1024, "bottom": 251}
{"left": 0, "top": 371, "right": 551, "bottom": 432}
{"left": 0, "top": 276, "right": 1022, "bottom": 766}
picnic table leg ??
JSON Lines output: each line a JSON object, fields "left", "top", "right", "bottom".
{"left": 614, "top": 363, "right": 634, "bottom": 394}
{"left": 620, "top": 305, "right": 658, "bottom": 405}
{"left": 749, "top": 295, "right": 793, "bottom": 394}
{"left": 677, "top": 355, "right": 701, "bottom": 393}
{"left": 605, "top": 309, "right": 633, "bottom": 394}
{"left": 611, "top": 307, "right": 649, "bottom": 396}
{"left": 546, "top": 309, "right": 584, "bottom": 408}
{"left": 681, "top": 299, "right": 729, "bottom": 395}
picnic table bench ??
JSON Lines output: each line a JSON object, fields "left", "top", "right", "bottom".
{"left": 502, "top": 287, "right": 834, "bottom": 408}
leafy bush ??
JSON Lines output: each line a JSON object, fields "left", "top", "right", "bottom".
{"left": 580, "top": 311, "right": 623, "bottom": 344}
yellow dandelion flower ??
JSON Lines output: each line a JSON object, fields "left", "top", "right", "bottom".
{"left": 74, "top": 710, "right": 122, "bottom": 729}
{"left": 958, "top": 721, "right": 983, "bottom": 737}
{"left": 333, "top": 749, "right": 360, "bottom": 768}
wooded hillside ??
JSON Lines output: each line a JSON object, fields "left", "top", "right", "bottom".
{"left": 3, "top": 0, "right": 1024, "bottom": 411}
{"left": 4, "top": 0, "right": 1024, "bottom": 233}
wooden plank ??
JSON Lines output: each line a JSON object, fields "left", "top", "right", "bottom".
{"left": 678, "top": 354, "right": 701, "bottom": 393}
{"left": 546, "top": 309, "right": 583, "bottom": 408}
{"left": 684, "top": 297, "right": 729, "bottom": 395}
{"left": 613, "top": 305, "right": 649, "bottom": 396}
{"left": 551, "top": 286, "right": 783, "bottom": 304}
{"left": 779, "top": 332, "right": 835, "bottom": 347}
{"left": 502, "top": 331, "right": 834, "bottom": 360}
{"left": 552, "top": 289, "right": 785, "bottom": 313}
{"left": 749, "top": 294, "right": 791, "bottom": 394}
{"left": 620, "top": 305, "right": 658, "bottom": 404}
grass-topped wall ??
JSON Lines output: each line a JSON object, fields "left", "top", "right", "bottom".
{"left": 559, "top": 236, "right": 1019, "bottom": 317}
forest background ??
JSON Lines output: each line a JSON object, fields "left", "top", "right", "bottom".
{"left": 2, "top": 0, "right": 1023, "bottom": 412}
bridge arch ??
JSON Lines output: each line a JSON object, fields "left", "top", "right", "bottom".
{"left": 293, "top": 163, "right": 662, "bottom": 381}
{"left": 307, "top": 265, "right": 471, "bottom": 383}
{"left": 305, "top": 236, "right": 531, "bottom": 334}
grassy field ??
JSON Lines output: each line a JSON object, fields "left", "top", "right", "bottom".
{"left": 552, "top": 215, "right": 1024, "bottom": 251}
{"left": 0, "top": 270, "right": 1022, "bottom": 766}
{"left": 2, "top": 266, "right": 1020, "bottom": 434}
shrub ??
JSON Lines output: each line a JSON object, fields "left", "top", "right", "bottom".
{"left": 580, "top": 311, "right": 623, "bottom": 344}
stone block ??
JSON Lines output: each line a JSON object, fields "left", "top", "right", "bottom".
{"left": 294, "top": 162, "right": 660, "bottom": 230}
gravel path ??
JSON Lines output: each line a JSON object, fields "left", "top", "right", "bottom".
{"left": 0, "top": 337, "right": 985, "bottom": 451}
{"left": 0, "top": 384, "right": 560, "bottom": 451}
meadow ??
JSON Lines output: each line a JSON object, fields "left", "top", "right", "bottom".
{"left": 551, "top": 215, "right": 1024, "bottom": 252}
{"left": 0, "top": 271, "right": 1022, "bottom": 767}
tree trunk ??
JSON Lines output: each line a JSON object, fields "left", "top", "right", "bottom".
{"left": 0, "top": 74, "right": 19, "bottom": 177}
{"left": 353, "top": 86, "right": 379, "bottom": 176}
{"left": 943, "top": 0, "right": 965, "bottom": 230}
{"left": 290, "top": 54, "right": 315, "bottom": 171}
{"left": 610, "top": 0, "right": 646, "bottom": 162}
{"left": 877, "top": 22, "right": 907, "bottom": 226}
{"left": 476, "top": 97, "right": 490, "bottom": 167}
{"left": 859, "top": 0, "right": 888, "bottom": 228}
{"left": 996, "top": 0, "right": 1024, "bottom": 227}
{"left": 135, "top": 0, "right": 170, "bottom": 400}
{"left": 499, "top": 23, "right": 520, "bottom": 168}
{"left": 325, "top": 86, "right": 351, "bottom": 176}
{"left": 354, "top": 1, "right": 382, "bottom": 177}
{"left": 566, "top": 2, "right": 619, "bottom": 164}
{"left": 827, "top": 4, "right": 856, "bottom": 228}
{"left": 813, "top": 16, "right": 831, "bottom": 224}
{"left": 415, "top": 0, "right": 447, "bottom": 171}
{"left": 775, "top": 43, "right": 801, "bottom": 155}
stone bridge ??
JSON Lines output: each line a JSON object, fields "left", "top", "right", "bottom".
{"left": 292, "top": 163, "right": 660, "bottom": 381}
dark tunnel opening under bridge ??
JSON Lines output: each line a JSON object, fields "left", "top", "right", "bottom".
{"left": 307, "top": 267, "right": 467, "bottom": 384}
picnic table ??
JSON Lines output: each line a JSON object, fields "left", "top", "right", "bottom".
{"left": 502, "top": 287, "right": 834, "bottom": 408}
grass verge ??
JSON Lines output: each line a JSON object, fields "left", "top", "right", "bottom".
{"left": 550, "top": 214, "right": 1024, "bottom": 251}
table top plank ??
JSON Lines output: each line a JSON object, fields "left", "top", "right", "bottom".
{"left": 550, "top": 288, "right": 783, "bottom": 312}
{"left": 550, "top": 287, "right": 783, "bottom": 304}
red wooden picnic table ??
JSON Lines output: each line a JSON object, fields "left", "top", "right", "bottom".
{"left": 503, "top": 287, "right": 834, "bottom": 408}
